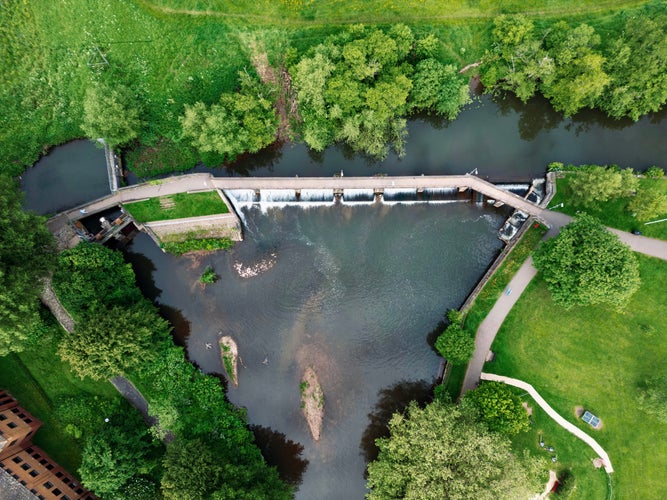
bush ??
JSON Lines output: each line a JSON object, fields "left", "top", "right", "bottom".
{"left": 199, "top": 266, "right": 217, "bottom": 285}
{"left": 462, "top": 381, "right": 530, "bottom": 436}
{"left": 161, "top": 238, "right": 234, "bottom": 256}
{"left": 435, "top": 323, "right": 475, "bottom": 366}
{"left": 645, "top": 166, "right": 665, "bottom": 179}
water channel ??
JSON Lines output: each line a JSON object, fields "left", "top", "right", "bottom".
{"left": 22, "top": 94, "right": 667, "bottom": 498}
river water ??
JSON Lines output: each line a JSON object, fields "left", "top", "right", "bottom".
{"left": 124, "top": 201, "right": 508, "bottom": 498}
{"left": 21, "top": 94, "right": 667, "bottom": 497}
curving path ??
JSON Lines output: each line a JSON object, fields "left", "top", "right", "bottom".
{"left": 481, "top": 372, "right": 614, "bottom": 474}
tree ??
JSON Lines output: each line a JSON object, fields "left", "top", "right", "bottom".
{"left": 481, "top": 15, "right": 553, "bottom": 102}
{"left": 637, "top": 376, "right": 667, "bottom": 423}
{"left": 533, "top": 214, "right": 640, "bottom": 309}
{"left": 599, "top": 15, "right": 667, "bottom": 121}
{"left": 628, "top": 187, "right": 667, "bottom": 221}
{"left": 81, "top": 81, "right": 143, "bottom": 148}
{"left": 53, "top": 242, "right": 142, "bottom": 316}
{"left": 567, "top": 165, "right": 638, "bottom": 208}
{"left": 180, "top": 71, "right": 277, "bottom": 161}
{"left": 410, "top": 59, "right": 471, "bottom": 119}
{"left": 0, "top": 176, "right": 56, "bottom": 355}
{"left": 161, "top": 438, "right": 224, "bottom": 500}
{"left": 542, "top": 22, "right": 609, "bottom": 116}
{"left": 79, "top": 417, "right": 155, "bottom": 497}
{"left": 366, "top": 400, "right": 543, "bottom": 499}
{"left": 435, "top": 323, "right": 475, "bottom": 365}
{"left": 58, "top": 302, "right": 170, "bottom": 380}
{"left": 463, "top": 381, "right": 530, "bottom": 436}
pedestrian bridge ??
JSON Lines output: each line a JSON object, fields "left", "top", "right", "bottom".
{"left": 56, "top": 172, "right": 548, "bottom": 223}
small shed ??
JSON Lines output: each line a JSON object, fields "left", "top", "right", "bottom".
{"left": 582, "top": 410, "right": 601, "bottom": 429}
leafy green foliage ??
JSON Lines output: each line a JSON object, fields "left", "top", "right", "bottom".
{"left": 410, "top": 59, "right": 471, "bottom": 118}
{"left": 567, "top": 165, "right": 638, "bottom": 208}
{"left": 435, "top": 323, "right": 475, "bottom": 366}
{"left": 292, "top": 25, "right": 469, "bottom": 159}
{"left": 58, "top": 303, "right": 170, "bottom": 381}
{"left": 78, "top": 409, "right": 158, "bottom": 497}
{"left": 463, "top": 381, "right": 530, "bottom": 436}
{"left": 53, "top": 243, "right": 141, "bottom": 316}
{"left": 161, "top": 237, "right": 234, "bottom": 256}
{"left": 541, "top": 22, "right": 609, "bottom": 117}
{"left": 199, "top": 266, "right": 218, "bottom": 284}
{"left": 0, "top": 176, "right": 56, "bottom": 355}
{"left": 81, "top": 81, "right": 143, "bottom": 148}
{"left": 180, "top": 71, "right": 277, "bottom": 161}
{"left": 637, "top": 376, "right": 667, "bottom": 423}
{"left": 628, "top": 187, "right": 667, "bottom": 221}
{"left": 533, "top": 214, "right": 640, "bottom": 309}
{"left": 366, "top": 400, "right": 543, "bottom": 499}
{"left": 481, "top": 15, "right": 553, "bottom": 103}
{"left": 599, "top": 14, "right": 667, "bottom": 121}
{"left": 645, "top": 166, "right": 665, "bottom": 179}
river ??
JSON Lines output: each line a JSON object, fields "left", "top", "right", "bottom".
{"left": 21, "top": 94, "right": 666, "bottom": 498}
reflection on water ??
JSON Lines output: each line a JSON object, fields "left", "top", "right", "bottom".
{"left": 360, "top": 380, "right": 434, "bottom": 464}
{"left": 123, "top": 202, "right": 509, "bottom": 499}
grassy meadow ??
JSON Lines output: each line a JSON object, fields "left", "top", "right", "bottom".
{"left": 123, "top": 190, "right": 229, "bottom": 222}
{"left": 0, "top": 329, "right": 118, "bottom": 474}
{"left": 486, "top": 254, "right": 667, "bottom": 498}
{"left": 1, "top": 0, "right": 660, "bottom": 175}
{"left": 548, "top": 176, "right": 667, "bottom": 240}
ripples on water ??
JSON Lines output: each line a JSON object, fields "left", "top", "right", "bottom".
{"left": 125, "top": 202, "right": 509, "bottom": 499}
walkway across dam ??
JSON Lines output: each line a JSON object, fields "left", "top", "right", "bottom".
{"left": 55, "top": 172, "right": 547, "bottom": 222}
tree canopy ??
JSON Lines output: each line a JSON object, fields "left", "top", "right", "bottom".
{"left": 292, "top": 24, "right": 470, "bottom": 159}
{"left": 628, "top": 187, "right": 667, "bottom": 222}
{"left": 58, "top": 302, "right": 170, "bottom": 380}
{"left": 0, "top": 176, "right": 56, "bottom": 355}
{"left": 81, "top": 81, "right": 143, "bottom": 148}
{"left": 463, "top": 381, "right": 530, "bottom": 436}
{"left": 180, "top": 71, "right": 277, "bottom": 162}
{"left": 567, "top": 165, "right": 638, "bottom": 208}
{"left": 366, "top": 400, "right": 542, "bottom": 499}
{"left": 533, "top": 214, "right": 640, "bottom": 309}
{"left": 434, "top": 322, "right": 475, "bottom": 366}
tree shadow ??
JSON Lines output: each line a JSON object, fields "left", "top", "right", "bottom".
{"left": 251, "top": 425, "right": 309, "bottom": 487}
{"left": 360, "top": 380, "right": 434, "bottom": 465}
{"left": 122, "top": 249, "right": 161, "bottom": 302}
{"left": 157, "top": 304, "right": 191, "bottom": 348}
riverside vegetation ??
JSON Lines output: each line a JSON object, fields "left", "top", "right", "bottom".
{"left": 1, "top": 2, "right": 666, "bottom": 176}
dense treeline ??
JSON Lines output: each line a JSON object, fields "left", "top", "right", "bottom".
{"left": 2, "top": 1, "right": 665, "bottom": 176}
{"left": 291, "top": 24, "right": 470, "bottom": 159}
{"left": 481, "top": 8, "right": 667, "bottom": 118}
{"left": 0, "top": 176, "right": 56, "bottom": 355}
{"left": 52, "top": 243, "right": 291, "bottom": 499}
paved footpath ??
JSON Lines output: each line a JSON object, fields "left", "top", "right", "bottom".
{"left": 481, "top": 373, "right": 614, "bottom": 474}
{"left": 461, "top": 215, "right": 667, "bottom": 396}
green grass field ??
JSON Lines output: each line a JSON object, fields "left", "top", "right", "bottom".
{"left": 1, "top": 0, "right": 657, "bottom": 174}
{"left": 548, "top": 176, "right": 667, "bottom": 240}
{"left": 485, "top": 254, "right": 667, "bottom": 498}
{"left": 0, "top": 332, "right": 118, "bottom": 475}
{"left": 123, "top": 190, "right": 229, "bottom": 222}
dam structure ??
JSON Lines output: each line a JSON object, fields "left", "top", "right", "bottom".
{"left": 52, "top": 172, "right": 548, "bottom": 227}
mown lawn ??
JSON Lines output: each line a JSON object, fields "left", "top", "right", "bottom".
{"left": 124, "top": 190, "right": 229, "bottom": 222}
{"left": 0, "top": 331, "right": 118, "bottom": 475}
{"left": 508, "top": 386, "right": 610, "bottom": 499}
{"left": 548, "top": 176, "right": 667, "bottom": 240}
{"left": 486, "top": 254, "right": 667, "bottom": 499}
{"left": 444, "top": 222, "right": 547, "bottom": 398}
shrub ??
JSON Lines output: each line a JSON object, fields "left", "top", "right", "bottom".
{"left": 161, "top": 238, "right": 234, "bottom": 256}
{"left": 199, "top": 266, "right": 218, "bottom": 285}
{"left": 435, "top": 323, "right": 475, "bottom": 365}
{"left": 645, "top": 166, "right": 665, "bottom": 179}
